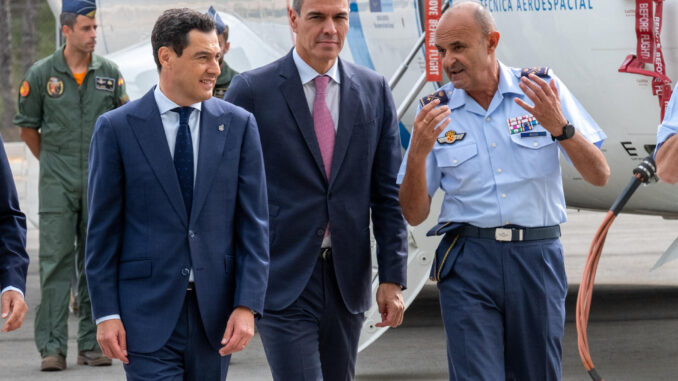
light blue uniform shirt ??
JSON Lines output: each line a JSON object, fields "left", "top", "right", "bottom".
{"left": 655, "top": 89, "right": 678, "bottom": 157}
{"left": 397, "top": 61, "right": 606, "bottom": 228}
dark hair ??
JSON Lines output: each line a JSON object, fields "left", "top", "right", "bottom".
{"left": 60, "top": 12, "right": 78, "bottom": 29}
{"left": 291, "top": 0, "right": 349, "bottom": 15}
{"left": 292, "top": 0, "right": 303, "bottom": 14}
{"left": 151, "top": 8, "right": 216, "bottom": 71}
{"left": 222, "top": 24, "right": 230, "bottom": 42}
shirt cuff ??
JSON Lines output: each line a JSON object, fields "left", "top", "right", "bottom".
{"left": 1, "top": 286, "right": 24, "bottom": 298}
{"left": 96, "top": 314, "right": 121, "bottom": 325}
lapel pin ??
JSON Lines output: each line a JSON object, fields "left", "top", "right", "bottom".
{"left": 218, "top": 124, "right": 224, "bottom": 132}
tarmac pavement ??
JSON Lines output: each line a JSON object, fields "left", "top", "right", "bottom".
{"left": 1, "top": 203, "right": 678, "bottom": 380}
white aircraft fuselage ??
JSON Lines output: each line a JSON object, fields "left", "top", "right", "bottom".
{"left": 40, "top": 0, "right": 678, "bottom": 350}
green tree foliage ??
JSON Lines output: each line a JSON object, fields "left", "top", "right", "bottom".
{"left": 0, "top": 0, "right": 55, "bottom": 141}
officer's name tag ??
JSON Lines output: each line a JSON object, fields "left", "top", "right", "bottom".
{"left": 420, "top": 90, "right": 450, "bottom": 107}
{"left": 520, "top": 131, "right": 547, "bottom": 138}
{"left": 95, "top": 76, "right": 115, "bottom": 92}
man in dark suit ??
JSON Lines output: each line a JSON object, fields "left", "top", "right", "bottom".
{"left": 85, "top": 8, "right": 269, "bottom": 380}
{"left": 225, "top": 0, "right": 407, "bottom": 379}
{"left": 0, "top": 136, "right": 29, "bottom": 333}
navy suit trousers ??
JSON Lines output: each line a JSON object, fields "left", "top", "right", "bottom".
{"left": 123, "top": 290, "right": 230, "bottom": 381}
{"left": 257, "top": 254, "right": 365, "bottom": 381}
{"left": 437, "top": 236, "right": 567, "bottom": 381}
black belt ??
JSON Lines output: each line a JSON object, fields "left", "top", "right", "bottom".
{"left": 461, "top": 225, "right": 561, "bottom": 242}
{"left": 321, "top": 247, "right": 332, "bottom": 260}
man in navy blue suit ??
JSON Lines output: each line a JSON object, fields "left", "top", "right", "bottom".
{"left": 0, "top": 137, "right": 29, "bottom": 333}
{"left": 225, "top": 0, "right": 408, "bottom": 379}
{"left": 85, "top": 8, "right": 269, "bottom": 380}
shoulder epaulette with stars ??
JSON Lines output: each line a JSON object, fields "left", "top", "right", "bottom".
{"left": 520, "top": 67, "right": 550, "bottom": 78}
{"left": 419, "top": 89, "right": 451, "bottom": 108}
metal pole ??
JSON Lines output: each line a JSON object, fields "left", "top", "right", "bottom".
{"left": 397, "top": 72, "right": 428, "bottom": 121}
{"left": 390, "top": 1, "right": 450, "bottom": 91}
{"left": 388, "top": 33, "right": 425, "bottom": 90}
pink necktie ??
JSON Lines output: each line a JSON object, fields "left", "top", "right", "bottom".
{"left": 313, "top": 75, "right": 335, "bottom": 239}
{"left": 313, "top": 75, "right": 336, "bottom": 179}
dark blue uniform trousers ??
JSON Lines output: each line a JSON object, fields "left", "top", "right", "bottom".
{"left": 438, "top": 236, "right": 567, "bottom": 381}
{"left": 123, "top": 290, "right": 230, "bottom": 381}
{"left": 256, "top": 254, "right": 365, "bottom": 381}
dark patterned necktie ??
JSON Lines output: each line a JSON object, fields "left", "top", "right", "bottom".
{"left": 171, "top": 106, "right": 194, "bottom": 216}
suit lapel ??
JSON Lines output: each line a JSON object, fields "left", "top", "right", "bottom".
{"left": 128, "top": 89, "right": 188, "bottom": 225}
{"left": 190, "top": 99, "right": 231, "bottom": 223}
{"left": 329, "top": 60, "right": 358, "bottom": 187}
{"left": 279, "top": 52, "right": 327, "bottom": 180}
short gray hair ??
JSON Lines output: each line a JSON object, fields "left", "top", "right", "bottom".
{"left": 446, "top": 0, "right": 496, "bottom": 36}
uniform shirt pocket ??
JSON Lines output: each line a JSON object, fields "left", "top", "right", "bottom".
{"left": 432, "top": 143, "right": 480, "bottom": 191}
{"left": 433, "top": 143, "right": 478, "bottom": 168}
{"left": 509, "top": 130, "right": 559, "bottom": 177}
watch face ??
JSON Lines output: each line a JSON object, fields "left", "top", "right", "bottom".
{"left": 555, "top": 123, "right": 575, "bottom": 141}
{"left": 565, "top": 124, "right": 575, "bottom": 138}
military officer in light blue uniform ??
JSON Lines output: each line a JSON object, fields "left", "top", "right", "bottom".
{"left": 398, "top": 2, "right": 610, "bottom": 381}
{"left": 655, "top": 91, "right": 678, "bottom": 183}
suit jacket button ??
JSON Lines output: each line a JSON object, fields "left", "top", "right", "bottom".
{"left": 316, "top": 228, "right": 325, "bottom": 237}
{"left": 188, "top": 230, "right": 195, "bottom": 239}
{"left": 181, "top": 268, "right": 190, "bottom": 276}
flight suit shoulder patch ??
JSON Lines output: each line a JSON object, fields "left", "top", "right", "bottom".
{"left": 20, "top": 81, "right": 30, "bottom": 97}
{"left": 95, "top": 76, "right": 115, "bottom": 92}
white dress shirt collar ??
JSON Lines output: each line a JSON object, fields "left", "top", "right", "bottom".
{"left": 153, "top": 85, "right": 202, "bottom": 114}
{"left": 292, "top": 48, "right": 341, "bottom": 86}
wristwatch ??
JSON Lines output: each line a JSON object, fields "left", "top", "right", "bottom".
{"left": 552, "top": 122, "right": 575, "bottom": 141}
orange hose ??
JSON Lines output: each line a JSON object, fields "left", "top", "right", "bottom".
{"left": 576, "top": 173, "right": 644, "bottom": 380}
{"left": 576, "top": 210, "right": 614, "bottom": 377}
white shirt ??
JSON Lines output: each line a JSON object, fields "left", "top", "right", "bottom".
{"left": 292, "top": 48, "right": 341, "bottom": 131}
{"left": 292, "top": 48, "right": 341, "bottom": 248}
{"left": 96, "top": 85, "right": 202, "bottom": 325}
{"left": 154, "top": 85, "right": 202, "bottom": 179}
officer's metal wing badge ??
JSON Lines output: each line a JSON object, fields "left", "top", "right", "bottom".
{"left": 437, "top": 130, "right": 465, "bottom": 144}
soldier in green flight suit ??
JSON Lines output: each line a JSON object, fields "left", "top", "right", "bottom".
{"left": 13, "top": 0, "right": 127, "bottom": 371}
{"left": 208, "top": 6, "right": 239, "bottom": 99}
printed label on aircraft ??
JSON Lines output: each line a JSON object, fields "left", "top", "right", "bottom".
{"left": 478, "top": 0, "right": 595, "bottom": 13}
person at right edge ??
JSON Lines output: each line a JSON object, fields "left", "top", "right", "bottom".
{"left": 655, "top": 90, "right": 678, "bottom": 183}
{"left": 225, "top": 0, "right": 408, "bottom": 379}
{"left": 398, "top": 2, "right": 610, "bottom": 381}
